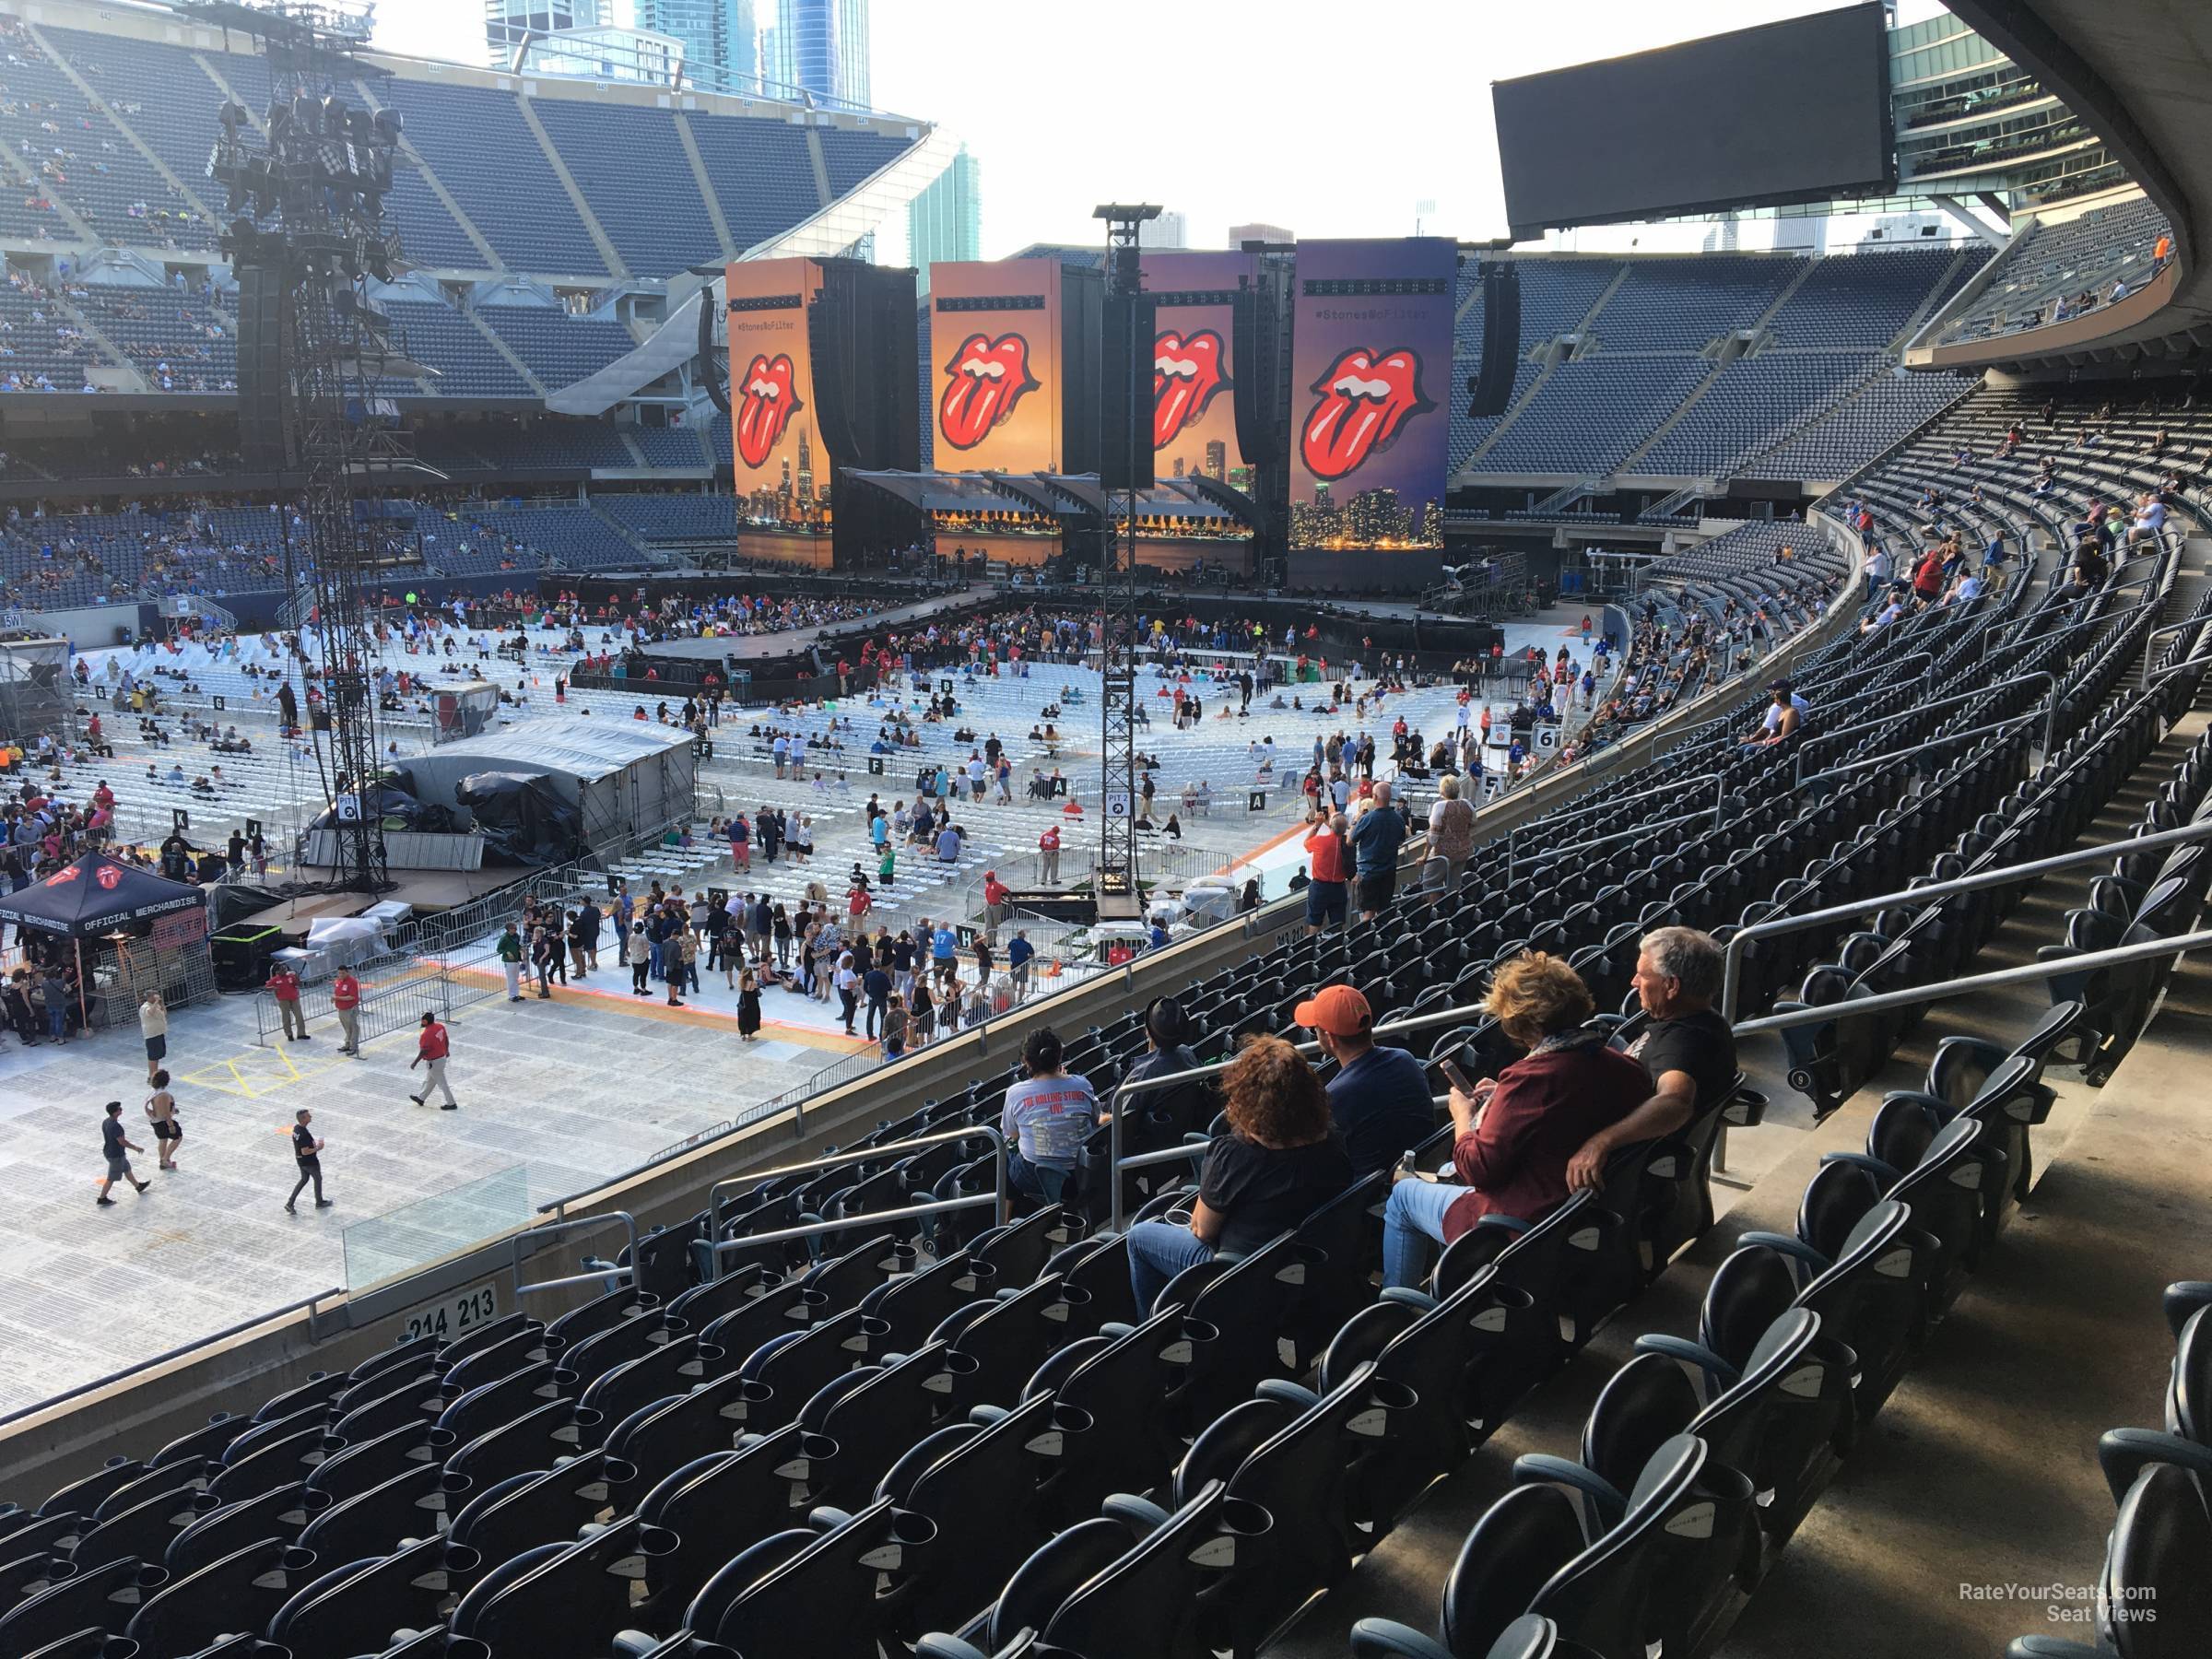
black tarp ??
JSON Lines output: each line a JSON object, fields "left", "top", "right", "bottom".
{"left": 0, "top": 852, "right": 206, "bottom": 938}
{"left": 305, "top": 781, "right": 458, "bottom": 835}
{"left": 456, "top": 771, "right": 584, "bottom": 865}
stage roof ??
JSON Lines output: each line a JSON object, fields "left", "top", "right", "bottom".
{"left": 424, "top": 722, "right": 692, "bottom": 785}
{"left": 849, "top": 470, "right": 1255, "bottom": 524}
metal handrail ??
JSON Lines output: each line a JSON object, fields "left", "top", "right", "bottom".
{"left": 2144, "top": 641, "right": 2212, "bottom": 691}
{"left": 1732, "top": 926, "right": 2212, "bottom": 1037}
{"left": 1503, "top": 771, "right": 1729, "bottom": 859}
{"left": 1985, "top": 591, "right": 2170, "bottom": 670}
{"left": 1718, "top": 818, "right": 2212, "bottom": 1021}
{"left": 1508, "top": 806, "right": 1726, "bottom": 877}
{"left": 0, "top": 1287, "right": 344, "bottom": 1432}
{"left": 1817, "top": 650, "right": 1935, "bottom": 694}
{"left": 1792, "top": 669, "right": 2058, "bottom": 785}
{"left": 701, "top": 1124, "right": 1006, "bottom": 1280}
{"left": 1792, "top": 712, "right": 2041, "bottom": 794}
{"left": 1108, "top": 1007, "right": 1494, "bottom": 1227}
{"left": 509, "top": 1209, "right": 640, "bottom": 1300}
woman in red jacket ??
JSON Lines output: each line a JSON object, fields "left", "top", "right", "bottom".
{"left": 1381, "top": 952, "right": 1650, "bottom": 1289}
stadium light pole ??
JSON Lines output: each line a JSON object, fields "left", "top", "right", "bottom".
{"left": 1092, "top": 203, "right": 1159, "bottom": 921}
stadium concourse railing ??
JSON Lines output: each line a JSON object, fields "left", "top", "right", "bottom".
{"left": 0, "top": 524, "right": 1871, "bottom": 1486}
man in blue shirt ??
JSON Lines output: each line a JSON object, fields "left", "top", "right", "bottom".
{"left": 1347, "top": 782, "right": 1407, "bottom": 920}
{"left": 1298, "top": 983, "right": 1435, "bottom": 1179}
{"left": 1006, "top": 928, "right": 1035, "bottom": 994}
{"left": 932, "top": 922, "right": 959, "bottom": 989}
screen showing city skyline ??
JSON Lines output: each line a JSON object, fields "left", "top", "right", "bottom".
{"left": 1141, "top": 249, "right": 1254, "bottom": 497}
{"left": 1287, "top": 237, "right": 1455, "bottom": 552}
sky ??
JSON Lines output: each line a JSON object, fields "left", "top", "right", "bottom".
{"left": 370, "top": 0, "right": 1955, "bottom": 258}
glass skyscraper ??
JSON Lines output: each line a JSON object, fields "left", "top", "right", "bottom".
{"left": 632, "top": 0, "right": 759, "bottom": 90}
{"left": 767, "top": 0, "right": 870, "bottom": 109}
{"left": 484, "top": 0, "right": 608, "bottom": 66}
{"left": 907, "top": 143, "right": 981, "bottom": 288}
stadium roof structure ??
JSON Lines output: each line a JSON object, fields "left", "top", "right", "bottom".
{"left": 1934, "top": 0, "right": 2212, "bottom": 365}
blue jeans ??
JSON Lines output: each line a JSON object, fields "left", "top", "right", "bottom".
{"left": 1382, "top": 1177, "right": 1470, "bottom": 1289}
{"left": 1127, "top": 1220, "right": 1213, "bottom": 1312}
{"left": 1007, "top": 1152, "right": 1067, "bottom": 1206}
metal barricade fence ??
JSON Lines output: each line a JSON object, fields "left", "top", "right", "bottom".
{"left": 253, "top": 950, "right": 499, "bottom": 1048}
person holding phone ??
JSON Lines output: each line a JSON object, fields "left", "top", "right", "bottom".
{"left": 1380, "top": 954, "right": 1648, "bottom": 1290}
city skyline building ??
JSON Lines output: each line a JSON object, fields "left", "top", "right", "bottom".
{"left": 1143, "top": 210, "right": 1187, "bottom": 248}
{"left": 907, "top": 142, "right": 982, "bottom": 292}
{"left": 518, "top": 22, "right": 684, "bottom": 83}
{"left": 1229, "top": 220, "right": 1294, "bottom": 248}
{"left": 766, "top": 0, "right": 871, "bottom": 108}
{"left": 632, "top": 0, "right": 758, "bottom": 90}
{"left": 484, "top": 0, "right": 607, "bottom": 67}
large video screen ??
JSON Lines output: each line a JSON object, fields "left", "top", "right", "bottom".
{"left": 1288, "top": 237, "right": 1454, "bottom": 551}
{"left": 927, "top": 258, "right": 1065, "bottom": 473}
{"left": 724, "top": 257, "right": 831, "bottom": 565}
{"left": 1141, "top": 249, "right": 1256, "bottom": 495}
{"left": 1493, "top": 4, "right": 1891, "bottom": 236}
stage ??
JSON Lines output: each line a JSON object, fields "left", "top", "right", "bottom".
{"left": 638, "top": 582, "right": 994, "bottom": 663}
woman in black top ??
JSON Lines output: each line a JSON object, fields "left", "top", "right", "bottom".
{"left": 1125, "top": 1033, "right": 1353, "bottom": 1311}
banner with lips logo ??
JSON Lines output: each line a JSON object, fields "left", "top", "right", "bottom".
{"left": 1151, "top": 329, "right": 1229, "bottom": 450}
{"left": 734, "top": 351, "right": 804, "bottom": 469}
{"left": 937, "top": 332, "right": 1040, "bottom": 451}
{"left": 1299, "top": 347, "right": 1433, "bottom": 481}
{"left": 96, "top": 865, "right": 122, "bottom": 888}
{"left": 1141, "top": 249, "right": 1254, "bottom": 491}
{"left": 1288, "top": 237, "right": 1455, "bottom": 551}
{"left": 925, "top": 258, "right": 1065, "bottom": 473}
{"left": 722, "top": 259, "right": 832, "bottom": 550}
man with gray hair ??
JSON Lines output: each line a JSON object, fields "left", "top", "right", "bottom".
{"left": 1565, "top": 925, "right": 1736, "bottom": 1191}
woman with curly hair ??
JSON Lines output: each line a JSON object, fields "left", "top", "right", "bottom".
{"left": 1124, "top": 1032, "right": 1353, "bottom": 1311}
{"left": 1380, "top": 952, "right": 1648, "bottom": 1290}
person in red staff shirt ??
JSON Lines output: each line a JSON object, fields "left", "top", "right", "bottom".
{"left": 409, "top": 1011, "right": 458, "bottom": 1110}
{"left": 1037, "top": 823, "right": 1062, "bottom": 884}
{"left": 267, "top": 964, "right": 309, "bottom": 1042}
{"left": 1301, "top": 808, "right": 1350, "bottom": 935}
{"left": 331, "top": 967, "right": 362, "bottom": 1056}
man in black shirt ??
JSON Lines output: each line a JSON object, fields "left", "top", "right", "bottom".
{"left": 287, "top": 1107, "right": 332, "bottom": 1213}
{"left": 1566, "top": 926, "right": 1737, "bottom": 1191}
{"left": 99, "top": 1100, "right": 150, "bottom": 1204}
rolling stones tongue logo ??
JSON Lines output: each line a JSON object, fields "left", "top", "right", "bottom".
{"left": 938, "top": 332, "right": 1040, "bottom": 452}
{"left": 1152, "top": 328, "right": 1230, "bottom": 450}
{"left": 1299, "top": 347, "right": 1434, "bottom": 482}
{"left": 734, "top": 352, "right": 803, "bottom": 469}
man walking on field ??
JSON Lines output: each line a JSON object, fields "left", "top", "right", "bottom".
{"left": 409, "top": 1011, "right": 459, "bottom": 1110}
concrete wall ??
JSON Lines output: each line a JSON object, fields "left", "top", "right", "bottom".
{"left": 29, "top": 602, "right": 147, "bottom": 652}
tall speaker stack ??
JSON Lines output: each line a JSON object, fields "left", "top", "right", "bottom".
{"left": 237, "top": 263, "right": 289, "bottom": 476}
{"left": 1465, "top": 263, "right": 1522, "bottom": 420}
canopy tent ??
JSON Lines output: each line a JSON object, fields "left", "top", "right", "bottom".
{"left": 0, "top": 852, "right": 206, "bottom": 938}
{"left": 0, "top": 852, "right": 212, "bottom": 1031}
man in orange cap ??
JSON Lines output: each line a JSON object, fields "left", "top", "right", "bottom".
{"left": 1296, "top": 983, "right": 1437, "bottom": 1179}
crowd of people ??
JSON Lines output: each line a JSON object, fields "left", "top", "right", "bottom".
{"left": 495, "top": 874, "right": 1041, "bottom": 1059}
{"left": 988, "top": 924, "right": 1739, "bottom": 1309}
